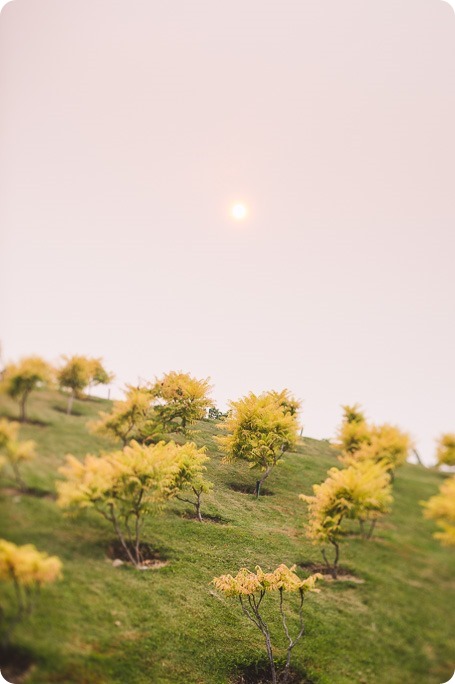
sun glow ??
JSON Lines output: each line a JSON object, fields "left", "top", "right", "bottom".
{"left": 231, "top": 203, "right": 248, "bottom": 221}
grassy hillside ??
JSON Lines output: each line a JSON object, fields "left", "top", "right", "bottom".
{"left": 0, "top": 390, "right": 453, "bottom": 684}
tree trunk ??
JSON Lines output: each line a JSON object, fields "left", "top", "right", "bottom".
{"left": 67, "top": 389, "right": 75, "bottom": 415}
{"left": 255, "top": 467, "right": 272, "bottom": 498}
{"left": 367, "top": 519, "right": 377, "bottom": 540}
{"left": 195, "top": 492, "right": 203, "bottom": 523}
{"left": 19, "top": 393, "right": 28, "bottom": 423}
{"left": 330, "top": 540, "right": 340, "bottom": 579}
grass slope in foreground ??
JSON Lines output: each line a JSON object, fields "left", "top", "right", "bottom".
{"left": 0, "top": 390, "right": 454, "bottom": 684}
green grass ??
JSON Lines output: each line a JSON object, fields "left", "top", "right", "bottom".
{"left": 0, "top": 390, "right": 454, "bottom": 683}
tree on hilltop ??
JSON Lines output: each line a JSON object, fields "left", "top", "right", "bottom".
{"left": 150, "top": 371, "right": 214, "bottom": 433}
{"left": 1, "top": 356, "right": 53, "bottom": 422}
{"left": 216, "top": 389, "right": 300, "bottom": 497}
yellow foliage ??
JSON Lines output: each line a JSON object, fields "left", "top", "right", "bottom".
{"left": 89, "top": 385, "right": 156, "bottom": 445}
{"left": 300, "top": 461, "right": 393, "bottom": 545}
{"left": 150, "top": 371, "right": 213, "bottom": 431}
{"left": 422, "top": 475, "right": 455, "bottom": 547}
{"left": 435, "top": 433, "right": 455, "bottom": 468}
{"left": 333, "top": 404, "right": 412, "bottom": 473}
{"left": 212, "top": 564, "right": 321, "bottom": 597}
{"left": 0, "top": 539, "right": 62, "bottom": 587}
{"left": 0, "top": 418, "right": 19, "bottom": 448}
{"left": 0, "top": 418, "right": 36, "bottom": 487}
{"left": 216, "top": 391, "right": 299, "bottom": 472}
{"left": 1, "top": 356, "right": 53, "bottom": 420}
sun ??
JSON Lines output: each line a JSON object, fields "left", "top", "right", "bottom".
{"left": 230, "top": 203, "right": 248, "bottom": 221}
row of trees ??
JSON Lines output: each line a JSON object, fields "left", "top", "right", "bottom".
{"left": 1, "top": 355, "right": 454, "bottom": 468}
{"left": 0, "top": 355, "right": 113, "bottom": 420}
{"left": 1, "top": 366, "right": 453, "bottom": 682}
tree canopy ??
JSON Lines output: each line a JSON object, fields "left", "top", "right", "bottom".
{"left": 216, "top": 390, "right": 300, "bottom": 497}
{"left": 150, "top": 371, "right": 213, "bottom": 432}
{"left": 1, "top": 356, "right": 53, "bottom": 422}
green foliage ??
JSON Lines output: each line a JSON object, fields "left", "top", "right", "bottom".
{"left": 208, "top": 406, "right": 228, "bottom": 420}
{"left": 150, "top": 371, "right": 214, "bottom": 432}
{"left": 1, "top": 356, "right": 53, "bottom": 422}
{"left": 300, "top": 461, "right": 393, "bottom": 577}
{"left": 435, "top": 433, "right": 455, "bottom": 468}
{"left": 57, "top": 439, "right": 208, "bottom": 566}
{"left": 216, "top": 390, "right": 300, "bottom": 496}
{"left": 0, "top": 538, "right": 62, "bottom": 647}
{"left": 213, "top": 564, "right": 321, "bottom": 684}
{"left": 421, "top": 475, "right": 455, "bottom": 547}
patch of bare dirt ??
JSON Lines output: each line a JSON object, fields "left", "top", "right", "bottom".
{"left": 107, "top": 540, "right": 169, "bottom": 570}
{"left": 231, "top": 661, "right": 313, "bottom": 683}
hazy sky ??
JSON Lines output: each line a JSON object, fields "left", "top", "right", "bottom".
{"left": 1, "top": 0, "right": 454, "bottom": 463}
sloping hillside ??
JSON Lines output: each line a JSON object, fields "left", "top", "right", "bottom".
{"left": 0, "top": 390, "right": 453, "bottom": 684}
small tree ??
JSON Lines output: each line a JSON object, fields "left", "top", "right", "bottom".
{"left": 57, "top": 356, "right": 93, "bottom": 414}
{"left": 89, "top": 385, "right": 160, "bottom": 446}
{"left": 87, "top": 358, "right": 114, "bottom": 395}
{"left": 435, "top": 433, "right": 455, "bottom": 468}
{"left": 341, "top": 424, "right": 412, "bottom": 481}
{"left": 300, "top": 462, "right": 392, "bottom": 578}
{"left": 150, "top": 371, "right": 214, "bottom": 433}
{"left": 333, "top": 405, "right": 411, "bottom": 481}
{"left": 421, "top": 475, "right": 455, "bottom": 547}
{"left": 0, "top": 539, "right": 62, "bottom": 648}
{"left": 57, "top": 439, "right": 207, "bottom": 567}
{"left": 172, "top": 445, "right": 213, "bottom": 522}
{"left": 216, "top": 390, "right": 300, "bottom": 497}
{"left": 212, "top": 564, "right": 321, "bottom": 684}
{"left": 332, "top": 404, "right": 371, "bottom": 455}
{"left": 1, "top": 356, "right": 53, "bottom": 422}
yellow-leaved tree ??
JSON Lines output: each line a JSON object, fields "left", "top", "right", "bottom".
{"left": 216, "top": 390, "right": 300, "bottom": 497}
{"left": 1, "top": 356, "right": 53, "bottom": 422}
{"left": 57, "top": 355, "right": 112, "bottom": 415}
{"left": 333, "top": 404, "right": 412, "bottom": 481}
{"left": 300, "top": 461, "right": 393, "bottom": 578}
{"left": 172, "top": 448, "right": 213, "bottom": 522}
{"left": 89, "top": 385, "right": 162, "bottom": 446}
{"left": 212, "top": 564, "right": 322, "bottom": 684}
{"left": 150, "top": 371, "right": 214, "bottom": 433}
{"left": 435, "top": 433, "right": 455, "bottom": 468}
{"left": 421, "top": 475, "right": 455, "bottom": 547}
{"left": 57, "top": 440, "right": 209, "bottom": 567}
{"left": 0, "top": 539, "right": 62, "bottom": 648}
{"left": 0, "top": 419, "right": 36, "bottom": 490}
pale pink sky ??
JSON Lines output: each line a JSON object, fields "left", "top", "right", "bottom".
{"left": 1, "top": 0, "right": 454, "bottom": 463}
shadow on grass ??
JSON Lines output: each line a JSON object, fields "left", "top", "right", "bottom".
{"left": 179, "top": 509, "right": 230, "bottom": 524}
{"left": 0, "top": 485, "right": 55, "bottom": 500}
{"left": 52, "top": 405, "right": 88, "bottom": 417}
{"left": 0, "top": 413, "right": 51, "bottom": 427}
{"left": 228, "top": 483, "right": 275, "bottom": 496}
{"left": 299, "top": 560, "right": 364, "bottom": 583}
{"left": 231, "top": 658, "right": 314, "bottom": 683}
